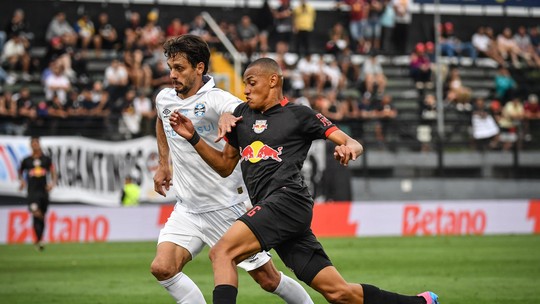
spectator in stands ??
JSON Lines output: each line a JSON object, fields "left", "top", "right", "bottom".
{"left": 4, "top": 9, "right": 34, "bottom": 45}
{"left": 529, "top": 26, "right": 540, "bottom": 56}
{"left": 359, "top": 51, "right": 386, "bottom": 97}
{"left": 1, "top": 30, "right": 32, "bottom": 82}
{"left": 292, "top": 0, "right": 316, "bottom": 57}
{"left": 104, "top": 58, "right": 129, "bottom": 104}
{"left": 120, "top": 88, "right": 139, "bottom": 138}
{"left": 253, "top": 0, "right": 274, "bottom": 53}
{"left": 379, "top": 0, "right": 395, "bottom": 53}
{"left": 74, "top": 14, "right": 96, "bottom": 51}
{"left": 133, "top": 89, "right": 156, "bottom": 136}
{"left": 44, "top": 61, "right": 71, "bottom": 105}
{"left": 89, "top": 80, "right": 110, "bottom": 116}
{"left": 471, "top": 97, "right": 500, "bottom": 151}
{"left": 123, "top": 11, "right": 143, "bottom": 51}
{"left": 494, "top": 67, "right": 517, "bottom": 103}
{"left": 409, "top": 42, "right": 432, "bottom": 91}
{"left": 444, "top": 66, "right": 471, "bottom": 106}
{"left": 150, "top": 59, "right": 171, "bottom": 93}
{"left": 418, "top": 93, "right": 437, "bottom": 152}
{"left": 165, "top": 18, "right": 188, "bottom": 39}
{"left": 499, "top": 97, "right": 525, "bottom": 151}
{"left": 523, "top": 94, "right": 539, "bottom": 142}
{"left": 141, "top": 9, "right": 164, "bottom": 51}
{"left": 514, "top": 25, "right": 540, "bottom": 68}
{"left": 0, "top": 90, "right": 17, "bottom": 134}
{"left": 325, "top": 22, "right": 350, "bottom": 59}
{"left": 366, "top": 0, "right": 383, "bottom": 52}
{"left": 234, "top": 15, "right": 260, "bottom": 61}
{"left": 440, "top": 22, "right": 477, "bottom": 64}
{"left": 322, "top": 59, "right": 347, "bottom": 92}
{"left": 314, "top": 89, "right": 344, "bottom": 122}
{"left": 392, "top": 0, "right": 413, "bottom": 54}
{"left": 46, "top": 11, "right": 77, "bottom": 47}
{"left": 375, "top": 94, "right": 397, "bottom": 148}
{"left": 338, "top": 46, "right": 359, "bottom": 86}
{"left": 472, "top": 26, "right": 505, "bottom": 67}
{"left": 94, "top": 12, "right": 118, "bottom": 55}
{"left": 14, "top": 86, "right": 36, "bottom": 135}
{"left": 497, "top": 27, "right": 524, "bottom": 68}
{"left": 124, "top": 48, "right": 152, "bottom": 90}
{"left": 337, "top": 0, "right": 369, "bottom": 53}
{"left": 188, "top": 14, "right": 219, "bottom": 48}
{"left": 296, "top": 53, "right": 322, "bottom": 92}
{"left": 272, "top": 0, "right": 294, "bottom": 47}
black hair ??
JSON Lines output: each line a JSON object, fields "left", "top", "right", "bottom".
{"left": 163, "top": 34, "right": 210, "bottom": 75}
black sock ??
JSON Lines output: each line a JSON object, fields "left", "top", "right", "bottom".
{"left": 213, "top": 284, "right": 238, "bottom": 304}
{"left": 33, "top": 216, "right": 45, "bottom": 242}
{"left": 362, "top": 284, "right": 425, "bottom": 304}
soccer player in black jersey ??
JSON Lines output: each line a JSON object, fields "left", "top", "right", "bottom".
{"left": 18, "top": 137, "right": 56, "bottom": 251}
{"left": 169, "top": 58, "right": 439, "bottom": 304}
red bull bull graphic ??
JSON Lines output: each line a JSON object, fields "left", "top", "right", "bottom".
{"left": 252, "top": 120, "right": 267, "bottom": 134}
{"left": 240, "top": 141, "right": 283, "bottom": 163}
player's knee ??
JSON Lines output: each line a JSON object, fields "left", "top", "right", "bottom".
{"left": 322, "top": 288, "right": 349, "bottom": 304}
{"left": 150, "top": 259, "right": 176, "bottom": 281}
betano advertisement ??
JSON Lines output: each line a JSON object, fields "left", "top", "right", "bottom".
{"left": 0, "top": 200, "right": 538, "bottom": 244}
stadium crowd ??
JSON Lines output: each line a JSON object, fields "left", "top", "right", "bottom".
{"left": 0, "top": 0, "right": 539, "bottom": 151}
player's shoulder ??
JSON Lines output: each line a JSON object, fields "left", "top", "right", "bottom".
{"left": 155, "top": 87, "right": 176, "bottom": 103}
{"left": 284, "top": 101, "right": 315, "bottom": 116}
{"left": 204, "top": 87, "right": 239, "bottom": 101}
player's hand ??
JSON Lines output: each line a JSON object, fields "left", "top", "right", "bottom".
{"left": 169, "top": 110, "right": 195, "bottom": 139}
{"left": 153, "top": 166, "right": 172, "bottom": 197}
{"left": 333, "top": 145, "right": 357, "bottom": 166}
{"left": 19, "top": 181, "right": 26, "bottom": 191}
{"left": 46, "top": 183, "right": 55, "bottom": 192}
{"left": 216, "top": 113, "right": 242, "bottom": 143}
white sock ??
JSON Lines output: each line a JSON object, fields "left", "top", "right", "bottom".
{"left": 159, "top": 272, "right": 206, "bottom": 304}
{"left": 273, "top": 271, "right": 313, "bottom": 304}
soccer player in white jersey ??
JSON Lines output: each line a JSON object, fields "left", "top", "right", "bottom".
{"left": 150, "top": 34, "right": 313, "bottom": 304}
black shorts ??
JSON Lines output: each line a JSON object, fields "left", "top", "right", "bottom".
{"left": 238, "top": 188, "right": 332, "bottom": 285}
{"left": 27, "top": 193, "right": 49, "bottom": 214}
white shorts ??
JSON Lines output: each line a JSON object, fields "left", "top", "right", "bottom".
{"left": 158, "top": 202, "right": 271, "bottom": 271}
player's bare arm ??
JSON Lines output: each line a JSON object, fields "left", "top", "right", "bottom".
{"left": 216, "top": 112, "right": 243, "bottom": 143}
{"left": 169, "top": 110, "right": 240, "bottom": 177}
{"left": 327, "top": 129, "right": 364, "bottom": 166}
{"left": 154, "top": 117, "right": 172, "bottom": 197}
{"left": 47, "top": 163, "right": 57, "bottom": 192}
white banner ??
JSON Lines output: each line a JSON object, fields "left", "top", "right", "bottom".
{"left": 0, "top": 136, "right": 173, "bottom": 206}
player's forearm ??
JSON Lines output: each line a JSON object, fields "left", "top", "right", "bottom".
{"left": 155, "top": 118, "right": 170, "bottom": 167}
{"left": 192, "top": 139, "right": 237, "bottom": 177}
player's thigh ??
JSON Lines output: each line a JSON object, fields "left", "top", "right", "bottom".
{"left": 200, "top": 202, "right": 247, "bottom": 247}
{"left": 158, "top": 204, "right": 206, "bottom": 260}
{"left": 211, "top": 220, "right": 262, "bottom": 264}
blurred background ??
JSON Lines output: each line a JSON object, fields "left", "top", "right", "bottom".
{"left": 0, "top": 0, "right": 539, "bottom": 209}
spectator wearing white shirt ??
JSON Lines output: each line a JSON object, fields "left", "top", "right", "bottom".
{"left": 133, "top": 90, "right": 156, "bottom": 136}
{"left": 44, "top": 62, "right": 71, "bottom": 105}
{"left": 472, "top": 26, "right": 505, "bottom": 67}
{"left": 1, "top": 31, "right": 31, "bottom": 81}
{"left": 45, "top": 11, "right": 77, "bottom": 47}
{"left": 514, "top": 26, "right": 540, "bottom": 67}
{"left": 104, "top": 58, "right": 129, "bottom": 104}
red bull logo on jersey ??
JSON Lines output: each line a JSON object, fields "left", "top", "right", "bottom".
{"left": 252, "top": 120, "right": 267, "bottom": 134}
{"left": 240, "top": 141, "right": 283, "bottom": 163}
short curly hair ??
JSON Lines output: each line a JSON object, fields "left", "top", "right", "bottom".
{"left": 163, "top": 34, "right": 210, "bottom": 75}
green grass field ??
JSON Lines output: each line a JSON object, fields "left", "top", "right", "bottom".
{"left": 1, "top": 235, "right": 539, "bottom": 303}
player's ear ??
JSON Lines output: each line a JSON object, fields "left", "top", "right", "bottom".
{"left": 269, "top": 73, "right": 278, "bottom": 88}
{"left": 196, "top": 62, "right": 205, "bottom": 75}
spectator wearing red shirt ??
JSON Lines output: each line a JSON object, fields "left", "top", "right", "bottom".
{"left": 338, "top": 0, "right": 369, "bottom": 53}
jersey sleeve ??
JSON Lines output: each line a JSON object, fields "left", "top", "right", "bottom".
{"left": 296, "top": 105, "right": 339, "bottom": 140}
{"left": 154, "top": 88, "right": 169, "bottom": 120}
{"left": 207, "top": 89, "right": 243, "bottom": 115}
{"left": 223, "top": 103, "right": 244, "bottom": 150}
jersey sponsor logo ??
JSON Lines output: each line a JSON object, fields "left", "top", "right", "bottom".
{"left": 252, "top": 120, "right": 267, "bottom": 134}
{"left": 194, "top": 103, "right": 206, "bottom": 117}
{"left": 240, "top": 141, "right": 283, "bottom": 163}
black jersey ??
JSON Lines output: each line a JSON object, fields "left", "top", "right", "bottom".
{"left": 227, "top": 99, "right": 338, "bottom": 204}
{"left": 20, "top": 155, "right": 53, "bottom": 196}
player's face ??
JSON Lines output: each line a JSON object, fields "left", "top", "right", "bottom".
{"left": 167, "top": 54, "right": 203, "bottom": 98}
{"left": 243, "top": 66, "right": 271, "bottom": 112}
{"left": 30, "top": 139, "right": 41, "bottom": 153}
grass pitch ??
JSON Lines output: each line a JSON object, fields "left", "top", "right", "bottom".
{"left": 1, "top": 235, "right": 539, "bottom": 304}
